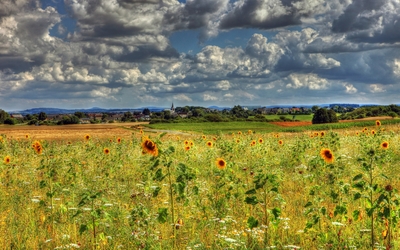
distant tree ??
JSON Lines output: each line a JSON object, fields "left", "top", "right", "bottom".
{"left": 312, "top": 108, "right": 338, "bottom": 124}
{"left": 102, "top": 113, "right": 109, "bottom": 121}
{"left": 58, "top": 115, "right": 80, "bottom": 125}
{"left": 192, "top": 109, "right": 204, "bottom": 117}
{"left": 230, "top": 105, "right": 248, "bottom": 118}
{"left": 25, "top": 114, "right": 33, "bottom": 121}
{"left": 143, "top": 108, "right": 151, "bottom": 116}
{"left": 163, "top": 110, "right": 172, "bottom": 120}
{"left": 4, "top": 118, "right": 16, "bottom": 125}
{"left": 121, "top": 112, "right": 133, "bottom": 122}
{"left": 38, "top": 112, "right": 47, "bottom": 121}
{"left": 311, "top": 105, "right": 319, "bottom": 113}
{"left": 74, "top": 111, "right": 85, "bottom": 119}
{"left": 0, "top": 109, "right": 10, "bottom": 124}
{"left": 327, "top": 109, "right": 339, "bottom": 123}
{"left": 388, "top": 111, "right": 398, "bottom": 119}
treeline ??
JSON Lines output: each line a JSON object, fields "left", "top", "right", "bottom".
{"left": 150, "top": 105, "right": 299, "bottom": 124}
{"left": 339, "top": 104, "right": 400, "bottom": 120}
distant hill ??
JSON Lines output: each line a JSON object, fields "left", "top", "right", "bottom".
{"left": 15, "top": 107, "right": 167, "bottom": 115}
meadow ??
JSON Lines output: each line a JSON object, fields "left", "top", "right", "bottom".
{"left": 1, "top": 120, "right": 400, "bottom": 249}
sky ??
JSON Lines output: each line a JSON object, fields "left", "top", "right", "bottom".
{"left": 1, "top": 0, "right": 400, "bottom": 111}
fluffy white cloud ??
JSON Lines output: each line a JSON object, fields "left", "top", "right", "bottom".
{"left": 369, "top": 84, "right": 386, "bottom": 93}
{"left": 343, "top": 82, "right": 357, "bottom": 94}
{"left": 203, "top": 94, "right": 217, "bottom": 101}
{"left": 173, "top": 94, "right": 192, "bottom": 102}
{"left": 286, "top": 73, "right": 329, "bottom": 90}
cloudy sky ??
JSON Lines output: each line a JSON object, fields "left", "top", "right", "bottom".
{"left": 1, "top": 0, "right": 400, "bottom": 110}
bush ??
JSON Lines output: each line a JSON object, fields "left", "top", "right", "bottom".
{"left": 4, "top": 118, "right": 16, "bottom": 125}
{"left": 312, "top": 108, "right": 338, "bottom": 124}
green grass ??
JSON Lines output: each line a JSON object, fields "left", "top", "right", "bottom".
{"left": 146, "top": 118, "right": 400, "bottom": 134}
{"left": 146, "top": 121, "right": 281, "bottom": 134}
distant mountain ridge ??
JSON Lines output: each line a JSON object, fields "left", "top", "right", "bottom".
{"left": 10, "top": 104, "right": 398, "bottom": 114}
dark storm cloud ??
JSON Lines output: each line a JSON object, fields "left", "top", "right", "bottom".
{"left": 332, "top": 0, "right": 400, "bottom": 44}
{"left": 219, "top": 0, "right": 300, "bottom": 30}
{"left": 0, "top": 0, "right": 35, "bottom": 19}
{"left": 332, "top": 0, "right": 385, "bottom": 33}
{"left": 116, "top": 45, "right": 180, "bottom": 62}
{"left": 165, "top": 0, "right": 228, "bottom": 30}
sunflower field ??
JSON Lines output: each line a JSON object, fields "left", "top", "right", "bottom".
{"left": 1, "top": 121, "right": 400, "bottom": 249}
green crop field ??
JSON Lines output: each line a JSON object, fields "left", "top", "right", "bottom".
{"left": 1, "top": 120, "right": 400, "bottom": 249}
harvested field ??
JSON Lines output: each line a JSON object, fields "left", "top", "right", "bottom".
{"left": 0, "top": 122, "right": 149, "bottom": 141}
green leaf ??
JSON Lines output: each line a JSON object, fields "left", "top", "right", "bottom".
{"left": 353, "top": 181, "right": 365, "bottom": 190}
{"left": 353, "top": 192, "right": 361, "bottom": 200}
{"left": 244, "top": 196, "right": 259, "bottom": 206}
{"left": 245, "top": 189, "right": 257, "bottom": 195}
{"left": 152, "top": 186, "right": 161, "bottom": 197}
{"left": 271, "top": 207, "right": 281, "bottom": 219}
{"left": 320, "top": 206, "right": 327, "bottom": 216}
{"left": 153, "top": 168, "right": 166, "bottom": 182}
{"left": 353, "top": 174, "right": 363, "bottom": 181}
{"left": 39, "top": 180, "right": 46, "bottom": 189}
{"left": 79, "top": 224, "right": 88, "bottom": 235}
{"left": 247, "top": 216, "right": 259, "bottom": 229}
{"left": 353, "top": 210, "right": 360, "bottom": 221}
{"left": 150, "top": 159, "right": 160, "bottom": 170}
{"left": 157, "top": 208, "right": 168, "bottom": 223}
{"left": 334, "top": 205, "right": 347, "bottom": 216}
{"left": 270, "top": 187, "right": 278, "bottom": 193}
{"left": 304, "top": 201, "right": 313, "bottom": 208}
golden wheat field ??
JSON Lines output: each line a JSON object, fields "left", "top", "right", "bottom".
{"left": 1, "top": 122, "right": 400, "bottom": 249}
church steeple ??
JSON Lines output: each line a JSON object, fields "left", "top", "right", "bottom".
{"left": 171, "top": 103, "right": 175, "bottom": 112}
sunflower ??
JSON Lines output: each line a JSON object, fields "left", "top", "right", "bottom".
{"left": 278, "top": 140, "right": 283, "bottom": 145}
{"left": 376, "top": 120, "right": 381, "bottom": 126}
{"left": 320, "top": 148, "right": 334, "bottom": 163}
{"left": 139, "top": 130, "right": 144, "bottom": 134}
{"left": 109, "top": 139, "right": 112, "bottom": 143}
{"left": 184, "top": 146, "right": 191, "bottom": 151}
{"left": 189, "top": 141, "right": 194, "bottom": 147}
{"left": 104, "top": 148, "right": 110, "bottom": 155}
{"left": 320, "top": 131, "right": 325, "bottom": 137}
{"left": 206, "top": 141, "right": 213, "bottom": 147}
{"left": 238, "top": 131, "right": 242, "bottom": 135}
{"left": 32, "top": 141, "right": 43, "bottom": 154}
{"left": 250, "top": 140, "right": 256, "bottom": 146}
{"left": 25, "top": 134, "right": 29, "bottom": 139}
{"left": 67, "top": 141, "right": 72, "bottom": 145}
{"left": 202, "top": 135, "right": 206, "bottom": 140}
{"left": 258, "top": 138, "right": 263, "bottom": 144}
{"left": 371, "top": 130, "right": 376, "bottom": 135}
{"left": 117, "top": 137, "right": 121, "bottom": 143}
{"left": 236, "top": 139, "right": 240, "bottom": 143}
{"left": 215, "top": 158, "right": 226, "bottom": 170}
{"left": 356, "top": 132, "right": 359, "bottom": 136}
{"left": 4, "top": 156, "right": 10, "bottom": 164}
{"left": 184, "top": 140, "right": 190, "bottom": 146}
{"left": 381, "top": 141, "right": 389, "bottom": 150}
{"left": 248, "top": 130, "right": 252, "bottom": 135}
{"left": 141, "top": 137, "right": 159, "bottom": 157}
{"left": 314, "top": 132, "right": 319, "bottom": 137}
{"left": 84, "top": 134, "right": 90, "bottom": 141}
{"left": 213, "top": 137, "right": 217, "bottom": 141}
